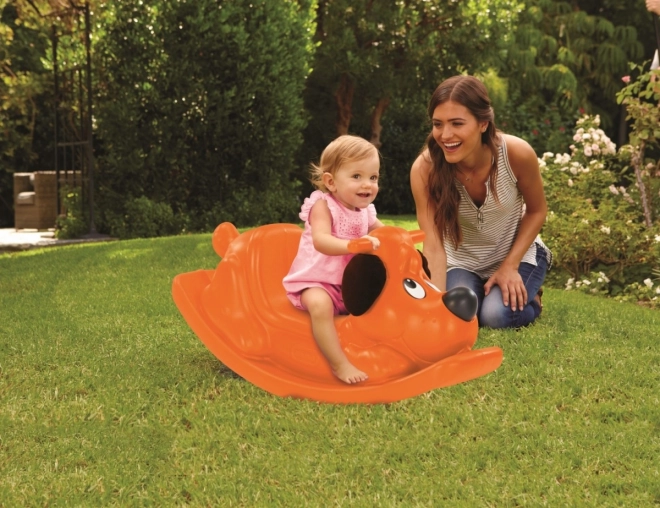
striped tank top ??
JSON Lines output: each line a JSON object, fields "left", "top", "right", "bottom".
{"left": 446, "top": 137, "right": 553, "bottom": 279}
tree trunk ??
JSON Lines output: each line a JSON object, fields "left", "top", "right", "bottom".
{"left": 631, "top": 142, "right": 653, "bottom": 228}
{"left": 335, "top": 73, "right": 355, "bottom": 136}
{"left": 369, "top": 96, "right": 390, "bottom": 149}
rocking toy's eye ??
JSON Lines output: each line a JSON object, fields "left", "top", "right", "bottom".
{"left": 403, "top": 278, "right": 426, "bottom": 299}
{"left": 426, "top": 281, "right": 441, "bottom": 292}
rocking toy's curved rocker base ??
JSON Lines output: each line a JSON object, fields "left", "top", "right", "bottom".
{"left": 172, "top": 223, "right": 503, "bottom": 404}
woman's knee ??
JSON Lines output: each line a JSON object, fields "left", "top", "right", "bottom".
{"left": 446, "top": 269, "right": 483, "bottom": 296}
{"left": 479, "top": 293, "right": 539, "bottom": 329}
{"left": 478, "top": 288, "right": 512, "bottom": 328}
{"left": 479, "top": 298, "right": 509, "bottom": 328}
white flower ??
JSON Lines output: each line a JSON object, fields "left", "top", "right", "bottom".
{"left": 568, "top": 179, "right": 574, "bottom": 187}
{"left": 591, "top": 144, "right": 600, "bottom": 154}
{"left": 581, "top": 219, "right": 589, "bottom": 224}
{"left": 582, "top": 279, "right": 591, "bottom": 285}
{"left": 643, "top": 278, "right": 653, "bottom": 289}
{"left": 609, "top": 185, "right": 619, "bottom": 195}
{"left": 570, "top": 166, "right": 579, "bottom": 175}
{"left": 538, "top": 159, "right": 547, "bottom": 168}
{"left": 600, "top": 225, "right": 611, "bottom": 234}
{"left": 654, "top": 235, "right": 660, "bottom": 243}
{"left": 656, "top": 287, "right": 660, "bottom": 294}
{"left": 555, "top": 153, "right": 571, "bottom": 164}
{"left": 582, "top": 133, "right": 591, "bottom": 140}
{"left": 543, "top": 152, "right": 554, "bottom": 160}
{"left": 573, "top": 134, "right": 582, "bottom": 142}
{"left": 584, "top": 146, "right": 593, "bottom": 157}
{"left": 598, "top": 271, "right": 610, "bottom": 283}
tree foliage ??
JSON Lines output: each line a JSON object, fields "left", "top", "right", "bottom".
{"left": 94, "top": 0, "right": 317, "bottom": 233}
{"left": 301, "top": 0, "right": 524, "bottom": 214}
{"left": 501, "top": 0, "right": 644, "bottom": 132}
{"left": 0, "top": 0, "right": 54, "bottom": 227}
{"left": 1, "top": 0, "right": 657, "bottom": 231}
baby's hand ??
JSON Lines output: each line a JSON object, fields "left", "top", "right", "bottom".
{"left": 347, "top": 235, "right": 380, "bottom": 253}
{"left": 362, "top": 235, "right": 380, "bottom": 250}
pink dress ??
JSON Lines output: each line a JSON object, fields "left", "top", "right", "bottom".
{"left": 283, "top": 190, "right": 378, "bottom": 314}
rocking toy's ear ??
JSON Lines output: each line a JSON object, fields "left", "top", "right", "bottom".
{"left": 418, "top": 249, "right": 431, "bottom": 278}
{"left": 342, "top": 254, "right": 387, "bottom": 316}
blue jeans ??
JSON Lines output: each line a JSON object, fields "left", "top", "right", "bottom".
{"left": 446, "top": 246, "right": 548, "bottom": 329}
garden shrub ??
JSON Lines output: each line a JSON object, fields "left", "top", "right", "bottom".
{"left": 94, "top": 0, "right": 316, "bottom": 232}
{"left": 105, "top": 196, "right": 185, "bottom": 240}
{"left": 55, "top": 187, "right": 88, "bottom": 240}
{"left": 542, "top": 105, "right": 660, "bottom": 307}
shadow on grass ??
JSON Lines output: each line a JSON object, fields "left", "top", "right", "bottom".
{"left": 189, "top": 351, "right": 245, "bottom": 381}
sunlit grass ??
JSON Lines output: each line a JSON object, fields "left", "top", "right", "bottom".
{"left": 1, "top": 220, "right": 659, "bottom": 506}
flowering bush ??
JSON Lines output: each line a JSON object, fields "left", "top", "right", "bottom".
{"left": 540, "top": 111, "right": 660, "bottom": 308}
{"left": 616, "top": 65, "right": 660, "bottom": 229}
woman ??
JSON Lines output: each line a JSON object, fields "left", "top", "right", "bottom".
{"left": 410, "top": 75, "right": 552, "bottom": 328}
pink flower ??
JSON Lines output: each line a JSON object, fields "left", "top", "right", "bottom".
{"left": 621, "top": 76, "right": 630, "bottom": 84}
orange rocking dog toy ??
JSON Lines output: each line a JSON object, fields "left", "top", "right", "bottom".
{"left": 172, "top": 223, "right": 503, "bottom": 403}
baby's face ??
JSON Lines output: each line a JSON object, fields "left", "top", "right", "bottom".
{"left": 326, "top": 153, "right": 380, "bottom": 211}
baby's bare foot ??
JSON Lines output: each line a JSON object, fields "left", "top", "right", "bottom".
{"left": 333, "top": 363, "right": 368, "bottom": 384}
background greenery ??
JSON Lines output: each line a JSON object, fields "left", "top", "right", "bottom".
{"left": 1, "top": 224, "right": 659, "bottom": 506}
{"left": 2, "top": 0, "right": 658, "bottom": 227}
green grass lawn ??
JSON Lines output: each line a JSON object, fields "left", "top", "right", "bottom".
{"left": 1, "top": 219, "right": 659, "bottom": 506}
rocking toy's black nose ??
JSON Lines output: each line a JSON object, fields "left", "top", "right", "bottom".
{"left": 443, "top": 286, "right": 478, "bottom": 322}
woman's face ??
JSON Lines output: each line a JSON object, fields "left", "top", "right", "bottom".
{"left": 431, "top": 101, "right": 488, "bottom": 164}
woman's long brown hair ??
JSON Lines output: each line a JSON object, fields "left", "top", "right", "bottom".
{"left": 424, "top": 75, "right": 501, "bottom": 248}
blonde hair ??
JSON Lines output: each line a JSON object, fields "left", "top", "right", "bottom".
{"left": 310, "top": 135, "right": 379, "bottom": 192}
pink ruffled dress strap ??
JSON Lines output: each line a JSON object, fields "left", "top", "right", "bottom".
{"left": 299, "top": 190, "right": 329, "bottom": 222}
{"left": 366, "top": 203, "right": 377, "bottom": 227}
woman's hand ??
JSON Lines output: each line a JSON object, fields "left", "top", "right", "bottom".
{"left": 484, "top": 263, "right": 527, "bottom": 311}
